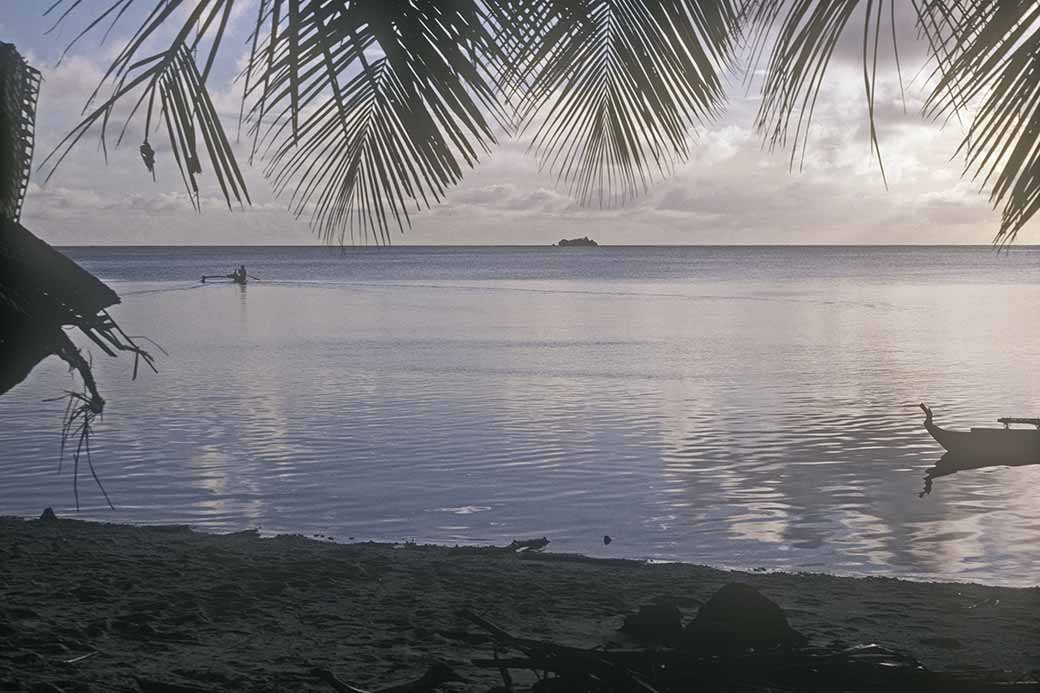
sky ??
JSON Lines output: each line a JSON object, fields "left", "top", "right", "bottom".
{"left": 3, "top": 3, "right": 1032, "bottom": 246}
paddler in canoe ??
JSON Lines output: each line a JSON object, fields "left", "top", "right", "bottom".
{"left": 202, "top": 265, "right": 250, "bottom": 284}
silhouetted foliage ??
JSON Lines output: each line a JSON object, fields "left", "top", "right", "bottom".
{"left": 42, "top": 1, "right": 1040, "bottom": 243}
{"left": 0, "top": 42, "right": 155, "bottom": 503}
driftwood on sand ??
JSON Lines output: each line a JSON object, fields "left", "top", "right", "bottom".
{"left": 493, "top": 538, "right": 550, "bottom": 554}
{"left": 459, "top": 585, "right": 1039, "bottom": 693}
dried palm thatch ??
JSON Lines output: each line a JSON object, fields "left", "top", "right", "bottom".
{"left": 0, "top": 44, "right": 38, "bottom": 223}
{"left": 0, "top": 42, "right": 155, "bottom": 507}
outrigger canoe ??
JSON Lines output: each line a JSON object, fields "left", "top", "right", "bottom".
{"left": 920, "top": 404, "right": 1040, "bottom": 462}
{"left": 201, "top": 273, "right": 247, "bottom": 285}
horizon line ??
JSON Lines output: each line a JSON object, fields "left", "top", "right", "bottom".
{"left": 53, "top": 242, "right": 1038, "bottom": 249}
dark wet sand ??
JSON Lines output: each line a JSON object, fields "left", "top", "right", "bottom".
{"left": 1, "top": 517, "right": 1037, "bottom": 691}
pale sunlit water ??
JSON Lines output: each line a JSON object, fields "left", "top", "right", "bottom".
{"left": 2, "top": 246, "right": 1039, "bottom": 585}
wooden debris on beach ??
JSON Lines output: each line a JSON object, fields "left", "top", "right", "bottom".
{"left": 458, "top": 583, "right": 1039, "bottom": 692}
{"left": 494, "top": 538, "right": 550, "bottom": 554}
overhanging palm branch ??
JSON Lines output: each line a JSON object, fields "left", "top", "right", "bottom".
{"left": 248, "top": 0, "right": 509, "bottom": 243}
{"left": 746, "top": 0, "right": 895, "bottom": 180}
{"left": 43, "top": 0, "right": 512, "bottom": 243}
{"left": 512, "top": 0, "right": 741, "bottom": 205}
{"left": 746, "top": 0, "right": 1040, "bottom": 241}
{"left": 917, "top": 0, "right": 1040, "bottom": 244}
{"left": 42, "top": 0, "right": 248, "bottom": 210}
{"left": 40, "top": 0, "right": 1040, "bottom": 242}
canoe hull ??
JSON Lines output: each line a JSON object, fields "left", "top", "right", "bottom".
{"left": 925, "top": 422, "right": 1040, "bottom": 463}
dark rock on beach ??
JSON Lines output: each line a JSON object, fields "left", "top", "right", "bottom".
{"left": 682, "top": 582, "right": 807, "bottom": 652}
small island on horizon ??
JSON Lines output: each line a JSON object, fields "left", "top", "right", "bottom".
{"left": 556, "top": 236, "right": 599, "bottom": 247}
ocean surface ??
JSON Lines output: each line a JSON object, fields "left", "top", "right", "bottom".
{"left": 3, "top": 246, "right": 1039, "bottom": 586}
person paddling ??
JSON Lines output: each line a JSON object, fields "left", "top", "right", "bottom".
{"left": 201, "top": 265, "right": 254, "bottom": 283}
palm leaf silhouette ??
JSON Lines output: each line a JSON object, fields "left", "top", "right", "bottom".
{"left": 43, "top": 0, "right": 509, "bottom": 244}
{"left": 918, "top": 1, "right": 1040, "bottom": 244}
{"left": 247, "top": 0, "right": 510, "bottom": 243}
{"left": 42, "top": 0, "right": 248, "bottom": 210}
{"left": 749, "top": 0, "right": 1040, "bottom": 241}
{"left": 40, "top": 0, "right": 1040, "bottom": 243}
{"left": 511, "top": 0, "right": 741, "bottom": 205}
{"left": 748, "top": 0, "right": 886, "bottom": 178}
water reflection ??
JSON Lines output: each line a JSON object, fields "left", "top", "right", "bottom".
{"left": 919, "top": 454, "right": 1040, "bottom": 498}
{"left": 3, "top": 247, "right": 1040, "bottom": 585}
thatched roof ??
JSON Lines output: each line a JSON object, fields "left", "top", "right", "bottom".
{"left": 0, "top": 43, "right": 150, "bottom": 404}
{"left": 0, "top": 42, "right": 39, "bottom": 224}
{"left": 0, "top": 217, "right": 119, "bottom": 321}
{"left": 0, "top": 216, "right": 126, "bottom": 394}
{"left": 0, "top": 42, "right": 153, "bottom": 506}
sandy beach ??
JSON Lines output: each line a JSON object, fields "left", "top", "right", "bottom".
{"left": 1, "top": 515, "right": 1037, "bottom": 691}
{"left": 7, "top": 0, "right": 1040, "bottom": 689}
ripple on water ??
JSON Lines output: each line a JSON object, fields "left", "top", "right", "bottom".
{"left": 3, "top": 247, "right": 1040, "bottom": 585}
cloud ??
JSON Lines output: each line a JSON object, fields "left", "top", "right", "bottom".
{"left": 897, "top": 187, "right": 997, "bottom": 228}
{"left": 690, "top": 125, "right": 754, "bottom": 166}
{"left": 442, "top": 183, "right": 577, "bottom": 215}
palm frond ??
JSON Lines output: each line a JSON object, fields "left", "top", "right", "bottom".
{"left": 747, "top": 0, "right": 899, "bottom": 183}
{"left": 39, "top": 1, "right": 1040, "bottom": 244}
{"left": 43, "top": 0, "right": 510, "bottom": 245}
{"left": 512, "top": 0, "right": 742, "bottom": 206}
{"left": 41, "top": 0, "right": 248, "bottom": 211}
{"left": 919, "top": 1, "right": 1040, "bottom": 243}
{"left": 245, "top": 0, "right": 510, "bottom": 244}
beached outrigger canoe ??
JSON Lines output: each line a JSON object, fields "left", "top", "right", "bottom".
{"left": 920, "top": 404, "right": 1040, "bottom": 462}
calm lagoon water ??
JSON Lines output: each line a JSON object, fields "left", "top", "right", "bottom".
{"left": 3, "top": 246, "right": 1040, "bottom": 585}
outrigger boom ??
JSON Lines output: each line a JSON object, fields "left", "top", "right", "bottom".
{"left": 997, "top": 417, "right": 1040, "bottom": 429}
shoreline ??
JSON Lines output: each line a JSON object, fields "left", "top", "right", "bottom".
{"left": 10, "top": 508, "right": 1040, "bottom": 591}
{"left": 24, "top": 511, "right": 1040, "bottom": 586}
{"left": 10, "top": 509, "right": 1039, "bottom": 591}
{"left": 2, "top": 516, "right": 1038, "bottom": 691}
